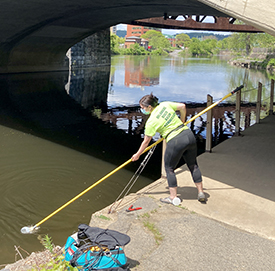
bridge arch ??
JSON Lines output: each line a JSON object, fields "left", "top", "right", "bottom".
{"left": 0, "top": 0, "right": 274, "bottom": 73}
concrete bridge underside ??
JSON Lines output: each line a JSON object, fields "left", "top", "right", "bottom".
{"left": 1, "top": 0, "right": 275, "bottom": 73}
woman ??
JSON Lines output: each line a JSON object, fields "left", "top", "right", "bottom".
{"left": 132, "top": 93, "right": 205, "bottom": 205}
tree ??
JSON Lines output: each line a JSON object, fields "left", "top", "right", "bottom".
{"left": 226, "top": 33, "right": 257, "bottom": 56}
{"left": 141, "top": 30, "right": 171, "bottom": 51}
{"left": 188, "top": 38, "right": 201, "bottom": 56}
{"left": 217, "top": 37, "right": 230, "bottom": 50}
{"left": 141, "top": 30, "right": 163, "bottom": 40}
{"left": 110, "top": 34, "right": 125, "bottom": 55}
{"left": 254, "top": 33, "right": 275, "bottom": 49}
{"left": 175, "top": 33, "right": 191, "bottom": 48}
{"left": 188, "top": 37, "right": 217, "bottom": 56}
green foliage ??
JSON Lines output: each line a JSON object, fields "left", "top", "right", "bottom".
{"left": 179, "top": 49, "right": 191, "bottom": 57}
{"left": 217, "top": 37, "right": 230, "bottom": 50}
{"left": 260, "top": 57, "right": 271, "bottom": 68}
{"left": 111, "top": 30, "right": 275, "bottom": 58}
{"left": 175, "top": 33, "right": 191, "bottom": 48}
{"left": 188, "top": 37, "right": 218, "bottom": 56}
{"left": 226, "top": 33, "right": 256, "bottom": 55}
{"left": 30, "top": 255, "right": 78, "bottom": 271}
{"left": 268, "top": 58, "right": 275, "bottom": 66}
{"left": 150, "top": 35, "right": 171, "bottom": 50}
{"left": 188, "top": 38, "right": 201, "bottom": 55}
{"left": 38, "top": 235, "right": 54, "bottom": 254}
{"left": 254, "top": 33, "right": 275, "bottom": 49}
{"left": 110, "top": 34, "right": 125, "bottom": 55}
{"left": 141, "top": 30, "right": 163, "bottom": 40}
{"left": 150, "top": 48, "right": 169, "bottom": 56}
{"left": 29, "top": 235, "right": 78, "bottom": 271}
{"left": 141, "top": 30, "right": 171, "bottom": 51}
{"left": 216, "top": 32, "right": 275, "bottom": 56}
{"left": 142, "top": 220, "right": 163, "bottom": 245}
{"left": 123, "top": 43, "right": 148, "bottom": 55}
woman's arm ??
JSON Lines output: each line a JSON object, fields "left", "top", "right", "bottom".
{"left": 132, "top": 135, "right": 152, "bottom": 161}
{"left": 176, "top": 103, "right": 186, "bottom": 123}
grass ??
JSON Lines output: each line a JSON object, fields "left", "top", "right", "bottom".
{"left": 139, "top": 211, "right": 163, "bottom": 245}
{"left": 38, "top": 235, "right": 54, "bottom": 254}
{"left": 95, "top": 214, "right": 111, "bottom": 220}
{"left": 142, "top": 220, "right": 163, "bottom": 245}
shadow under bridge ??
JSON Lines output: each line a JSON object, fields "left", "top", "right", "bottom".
{"left": 0, "top": 67, "right": 162, "bottom": 178}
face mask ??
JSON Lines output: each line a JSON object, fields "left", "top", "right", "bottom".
{"left": 141, "top": 108, "right": 150, "bottom": 115}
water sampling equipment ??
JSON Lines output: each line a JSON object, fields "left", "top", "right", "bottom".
{"left": 21, "top": 85, "right": 243, "bottom": 234}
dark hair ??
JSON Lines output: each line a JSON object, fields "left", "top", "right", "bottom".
{"left": 139, "top": 93, "right": 159, "bottom": 108}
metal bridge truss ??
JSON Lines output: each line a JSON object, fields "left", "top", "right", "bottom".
{"left": 132, "top": 15, "right": 262, "bottom": 33}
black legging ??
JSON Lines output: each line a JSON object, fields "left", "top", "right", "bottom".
{"left": 164, "top": 129, "right": 202, "bottom": 187}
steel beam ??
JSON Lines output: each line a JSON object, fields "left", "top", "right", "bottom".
{"left": 132, "top": 16, "right": 262, "bottom": 33}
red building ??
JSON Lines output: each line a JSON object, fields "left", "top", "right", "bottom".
{"left": 124, "top": 24, "right": 160, "bottom": 49}
{"left": 124, "top": 36, "right": 141, "bottom": 49}
{"left": 126, "top": 25, "right": 161, "bottom": 37}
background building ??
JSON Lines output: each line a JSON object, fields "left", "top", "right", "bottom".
{"left": 126, "top": 25, "right": 161, "bottom": 37}
{"left": 124, "top": 36, "right": 142, "bottom": 49}
{"left": 110, "top": 26, "right": 117, "bottom": 35}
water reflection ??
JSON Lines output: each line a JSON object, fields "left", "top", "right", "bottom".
{"left": 124, "top": 56, "right": 160, "bottom": 89}
{"left": 66, "top": 67, "right": 109, "bottom": 111}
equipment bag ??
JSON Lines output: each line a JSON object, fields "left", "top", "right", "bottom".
{"left": 64, "top": 224, "right": 130, "bottom": 270}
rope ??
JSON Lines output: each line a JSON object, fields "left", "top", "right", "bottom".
{"left": 108, "top": 145, "right": 157, "bottom": 214}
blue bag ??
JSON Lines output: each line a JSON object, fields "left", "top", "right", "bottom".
{"left": 64, "top": 224, "right": 130, "bottom": 270}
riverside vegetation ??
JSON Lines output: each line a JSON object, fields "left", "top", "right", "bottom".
{"left": 111, "top": 29, "right": 275, "bottom": 72}
{"left": 4, "top": 235, "right": 78, "bottom": 271}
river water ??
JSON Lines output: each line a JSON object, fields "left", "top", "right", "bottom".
{"left": 0, "top": 55, "right": 272, "bottom": 265}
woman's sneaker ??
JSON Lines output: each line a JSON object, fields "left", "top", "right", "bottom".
{"left": 172, "top": 197, "right": 181, "bottom": 206}
{"left": 160, "top": 197, "right": 181, "bottom": 206}
{"left": 198, "top": 192, "right": 206, "bottom": 202}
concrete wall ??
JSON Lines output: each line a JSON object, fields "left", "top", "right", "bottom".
{"left": 249, "top": 48, "right": 275, "bottom": 60}
{"left": 68, "top": 29, "right": 111, "bottom": 69}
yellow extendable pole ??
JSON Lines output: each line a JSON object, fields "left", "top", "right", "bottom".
{"left": 34, "top": 158, "right": 132, "bottom": 228}
{"left": 184, "top": 85, "right": 243, "bottom": 125}
{"left": 31, "top": 85, "right": 243, "bottom": 230}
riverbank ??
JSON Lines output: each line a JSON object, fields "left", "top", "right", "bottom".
{"left": 228, "top": 47, "right": 275, "bottom": 72}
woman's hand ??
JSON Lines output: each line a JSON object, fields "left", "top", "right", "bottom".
{"left": 131, "top": 153, "right": 140, "bottom": 161}
{"left": 131, "top": 135, "right": 152, "bottom": 162}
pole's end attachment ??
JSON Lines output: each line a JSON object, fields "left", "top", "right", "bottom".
{"left": 231, "top": 85, "right": 244, "bottom": 94}
{"left": 21, "top": 225, "right": 39, "bottom": 234}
